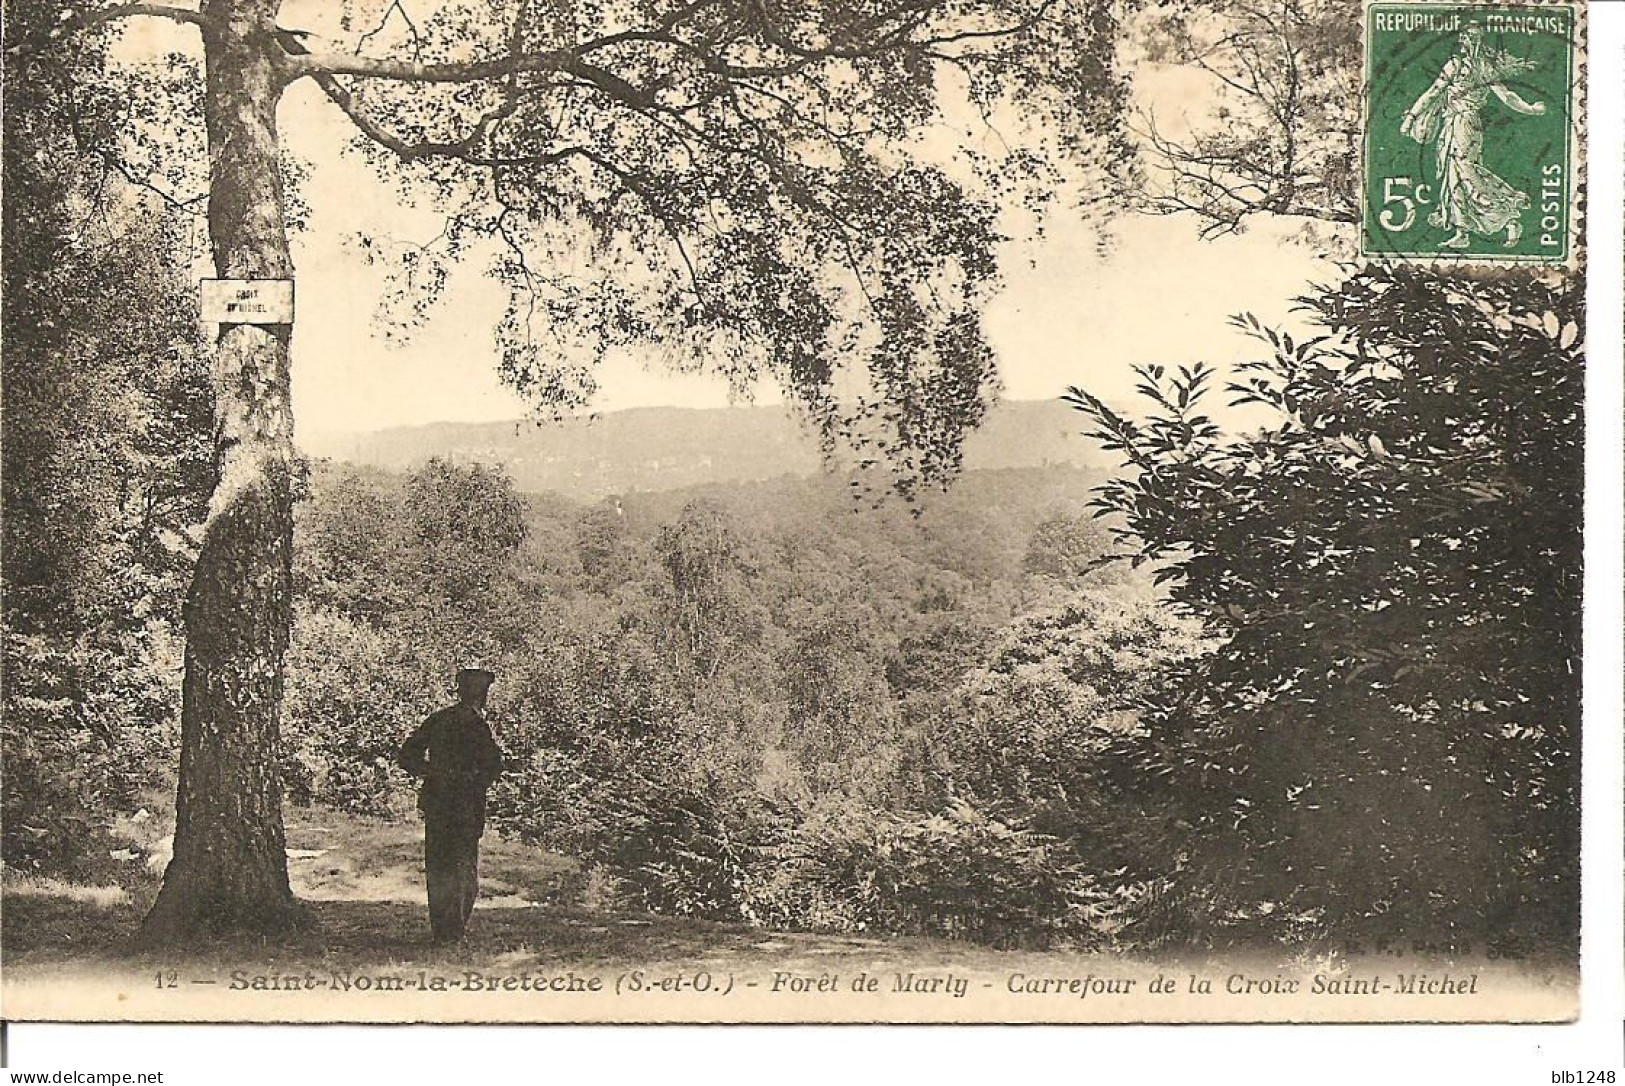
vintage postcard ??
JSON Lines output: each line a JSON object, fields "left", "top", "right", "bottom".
{"left": 0, "top": 0, "right": 1590, "bottom": 1025}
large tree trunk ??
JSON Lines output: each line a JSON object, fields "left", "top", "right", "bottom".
{"left": 142, "top": 0, "right": 302, "bottom": 941}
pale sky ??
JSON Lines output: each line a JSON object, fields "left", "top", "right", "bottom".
{"left": 116, "top": 9, "right": 1345, "bottom": 437}
{"left": 282, "top": 75, "right": 1337, "bottom": 435}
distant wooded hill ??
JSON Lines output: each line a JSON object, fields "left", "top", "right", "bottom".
{"left": 300, "top": 399, "right": 1106, "bottom": 500}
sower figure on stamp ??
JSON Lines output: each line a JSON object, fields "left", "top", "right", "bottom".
{"left": 398, "top": 668, "right": 506, "bottom": 943}
{"left": 1401, "top": 23, "right": 1546, "bottom": 250}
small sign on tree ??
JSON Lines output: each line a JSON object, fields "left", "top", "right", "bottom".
{"left": 200, "top": 279, "right": 295, "bottom": 324}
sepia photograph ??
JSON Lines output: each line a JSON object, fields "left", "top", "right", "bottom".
{"left": 0, "top": 0, "right": 1593, "bottom": 1028}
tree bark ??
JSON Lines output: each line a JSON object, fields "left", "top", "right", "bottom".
{"left": 142, "top": 0, "right": 303, "bottom": 941}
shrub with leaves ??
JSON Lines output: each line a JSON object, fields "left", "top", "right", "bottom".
{"left": 1066, "top": 265, "right": 1582, "bottom": 947}
{"left": 280, "top": 609, "right": 428, "bottom": 817}
{"left": 921, "top": 588, "right": 1208, "bottom": 872}
{"left": 2, "top": 3, "right": 212, "bottom": 881}
{"left": 590, "top": 768, "right": 788, "bottom": 920}
{"left": 751, "top": 799, "right": 1115, "bottom": 947}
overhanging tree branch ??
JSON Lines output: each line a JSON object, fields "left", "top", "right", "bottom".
{"left": 309, "top": 69, "right": 707, "bottom": 302}
{"left": 6, "top": 3, "right": 206, "bottom": 60}
{"left": 291, "top": 46, "right": 656, "bottom": 115}
{"left": 1130, "top": 0, "right": 1359, "bottom": 235}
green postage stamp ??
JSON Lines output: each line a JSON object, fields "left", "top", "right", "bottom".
{"left": 1363, "top": 2, "right": 1577, "bottom": 262}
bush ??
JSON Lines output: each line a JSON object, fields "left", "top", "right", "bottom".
{"left": 1069, "top": 266, "right": 1584, "bottom": 945}
{"left": 1, "top": 626, "right": 181, "bottom": 884}
{"left": 748, "top": 799, "right": 1117, "bottom": 947}
{"left": 590, "top": 772, "right": 789, "bottom": 920}
{"left": 281, "top": 609, "right": 425, "bottom": 817}
{"left": 920, "top": 587, "right": 1209, "bottom": 874}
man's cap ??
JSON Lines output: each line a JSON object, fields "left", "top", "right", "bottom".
{"left": 456, "top": 667, "right": 497, "bottom": 689}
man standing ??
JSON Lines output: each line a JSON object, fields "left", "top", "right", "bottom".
{"left": 398, "top": 668, "right": 506, "bottom": 943}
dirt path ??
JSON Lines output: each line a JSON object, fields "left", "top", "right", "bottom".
{"left": 4, "top": 805, "right": 1084, "bottom": 975}
{"left": 0, "top": 805, "right": 1578, "bottom": 1024}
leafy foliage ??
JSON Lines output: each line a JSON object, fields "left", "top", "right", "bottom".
{"left": 1066, "top": 265, "right": 1582, "bottom": 946}
{"left": 1, "top": 0, "right": 213, "bottom": 880}
{"left": 280, "top": 457, "right": 1179, "bottom": 942}
{"left": 752, "top": 800, "right": 1115, "bottom": 947}
{"left": 1022, "top": 510, "right": 1123, "bottom": 582}
{"left": 288, "top": 0, "right": 1135, "bottom": 496}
